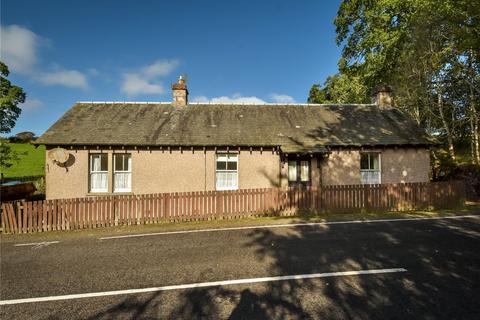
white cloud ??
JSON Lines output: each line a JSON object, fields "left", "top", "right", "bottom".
{"left": 191, "top": 95, "right": 209, "bottom": 103}
{"left": 0, "top": 25, "right": 39, "bottom": 74}
{"left": 121, "top": 73, "right": 165, "bottom": 96}
{"left": 192, "top": 94, "right": 266, "bottom": 104}
{"left": 21, "top": 98, "right": 43, "bottom": 112}
{"left": 142, "top": 59, "right": 179, "bottom": 78}
{"left": 270, "top": 94, "right": 296, "bottom": 104}
{"left": 0, "top": 24, "right": 89, "bottom": 89}
{"left": 120, "top": 59, "right": 179, "bottom": 97}
{"left": 36, "top": 69, "right": 88, "bottom": 89}
{"left": 192, "top": 93, "right": 296, "bottom": 104}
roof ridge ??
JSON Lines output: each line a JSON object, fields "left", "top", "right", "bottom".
{"left": 76, "top": 101, "right": 376, "bottom": 107}
{"left": 76, "top": 101, "right": 172, "bottom": 104}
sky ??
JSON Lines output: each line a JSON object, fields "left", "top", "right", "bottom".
{"left": 1, "top": 0, "right": 342, "bottom": 136}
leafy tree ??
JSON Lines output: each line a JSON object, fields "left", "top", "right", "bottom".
{"left": 1, "top": 61, "right": 25, "bottom": 134}
{"left": 307, "top": 84, "right": 326, "bottom": 103}
{"left": 0, "top": 141, "right": 20, "bottom": 170}
{"left": 308, "top": 74, "right": 370, "bottom": 104}
{"left": 312, "top": 0, "right": 480, "bottom": 166}
{"left": 1, "top": 62, "right": 26, "bottom": 175}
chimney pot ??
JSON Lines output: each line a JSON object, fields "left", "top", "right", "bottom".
{"left": 373, "top": 85, "right": 393, "bottom": 108}
{"left": 172, "top": 76, "right": 188, "bottom": 106}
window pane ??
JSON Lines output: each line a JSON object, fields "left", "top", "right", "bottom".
{"left": 361, "top": 171, "right": 380, "bottom": 184}
{"left": 91, "top": 155, "right": 100, "bottom": 172}
{"left": 288, "top": 161, "right": 297, "bottom": 182}
{"left": 91, "top": 154, "right": 107, "bottom": 172}
{"left": 100, "top": 154, "right": 108, "bottom": 171}
{"left": 300, "top": 161, "right": 310, "bottom": 182}
{"left": 217, "top": 154, "right": 228, "bottom": 162}
{"left": 216, "top": 153, "right": 238, "bottom": 190}
{"left": 216, "top": 171, "right": 238, "bottom": 190}
{"left": 91, "top": 172, "right": 108, "bottom": 192}
{"left": 127, "top": 155, "right": 132, "bottom": 171}
{"left": 216, "top": 171, "right": 226, "bottom": 189}
{"left": 114, "top": 154, "right": 131, "bottom": 171}
{"left": 115, "top": 154, "right": 124, "bottom": 171}
{"left": 371, "top": 154, "right": 379, "bottom": 170}
{"left": 227, "top": 161, "right": 237, "bottom": 170}
{"left": 360, "top": 154, "right": 369, "bottom": 170}
{"left": 217, "top": 161, "right": 227, "bottom": 170}
{"left": 114, "top": 172, "right": 131, "bottom": 191}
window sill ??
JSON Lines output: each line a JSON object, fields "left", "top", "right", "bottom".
{"left": 86, "top": 192, "right": 133, "bottom": 197}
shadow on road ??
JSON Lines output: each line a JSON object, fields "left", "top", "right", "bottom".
{"left": 84, "top": 218, "right": 480, "bottom": 319}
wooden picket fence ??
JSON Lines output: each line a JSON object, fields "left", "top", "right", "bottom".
{"left": 0, "top": 181, "right": 465, "bottom": 234}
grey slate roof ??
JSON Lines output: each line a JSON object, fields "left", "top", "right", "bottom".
{"left": 36, "top": 102, "right": 434, "bottom": 152}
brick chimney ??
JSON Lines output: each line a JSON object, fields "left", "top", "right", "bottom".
{"left": 373, "top": 85, "right": 393, "bottom": 109}
{"left": 172, "top": 76, "right": 188, "bottom": 106}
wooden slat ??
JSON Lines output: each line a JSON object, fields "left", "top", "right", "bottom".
{"left": 0, "top": 181, "right": 463, "bottom": 234}
{"left": 1, "top": 204, "right": 9, "bottom": 233}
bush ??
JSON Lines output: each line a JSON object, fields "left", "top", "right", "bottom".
{"left": 441, "top": 164, "right": 480, "bottom": 200}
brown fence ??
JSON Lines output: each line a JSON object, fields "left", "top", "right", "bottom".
{"left": 0, "top": 181, "right": 465, "bottom": 234}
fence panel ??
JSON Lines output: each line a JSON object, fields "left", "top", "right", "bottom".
{"left": 0, "top": 181, "right": 466, "bottom": 234}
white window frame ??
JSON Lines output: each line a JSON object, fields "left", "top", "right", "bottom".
{"left": 113, "top": 154, "right": 132, "bottom": 193}
{"left": 216, "top": 153, "right": 238, "bottom": 191}
{"left": 89, "top": 154, "right": 108, "bottom": 193}
{"left": 360, "top": 152, "right": 381, "bottom": 184}
{"left": 288, "top": 159, "right": 311, "bottom": 185}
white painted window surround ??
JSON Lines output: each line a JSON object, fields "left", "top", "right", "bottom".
{"left": 360, "top": 152, "right": 381, "bottom": 184}
{"left": 288, "top": 160, "right": 311, "bottom": 184}
{"left": 90, "top": 154, "right": 108, "bottom": 192}
{"left": 114, "top": 154, "right": 132, "bottom": 192}
{"left": 216, "top": 153, "right": 238, "bottom": 190}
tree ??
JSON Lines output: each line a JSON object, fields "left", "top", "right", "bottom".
{"left": 1, "top": 61, "right": 25, "bottom": 134}
{"left": 0, "top": 142, "right": 20, "bottom": 170}
{"left": 308, "top": 73, "right": 370, "bottom": 104}
{"left": 312, "top": 0, "right": 479, "bottom": 165}
{"left": 1, "top": 61, "right": 26, "bottom": 175}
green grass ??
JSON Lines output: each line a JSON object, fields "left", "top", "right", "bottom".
{"left": 1, "top": 143, "right": 45, "bottom": 178}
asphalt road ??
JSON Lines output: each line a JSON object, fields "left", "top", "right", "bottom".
{"left": 1, "top": 215, "right": 479, "bottom": 319}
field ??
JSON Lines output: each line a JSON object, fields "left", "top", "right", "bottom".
{"left": 1, "top": 143, "right": 46, "bottom": 178}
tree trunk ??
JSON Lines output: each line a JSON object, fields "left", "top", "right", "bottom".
{"left": 437, "top": 91, "right": 456, "bottom": 161}
{"left": 467, "top": 50, "right": 480, "bottom": 165}
{"left": 469, "top": 83, "right": 479, "bottom": 165}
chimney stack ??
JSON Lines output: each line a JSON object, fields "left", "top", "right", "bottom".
{"left": 172, "top": 76, "right": 188, "bottom": 106}
{"left": 373, "top": 85, "right": 393, "bottom": 109}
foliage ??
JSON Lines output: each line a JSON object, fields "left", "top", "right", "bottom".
{"left": 0, "top": 61, "right": 25, "bottom": 134}
{"left": 9, "top": 131, "right": 37, "bottom": 143}
{"left": 1, "top": 143, "right": 45, "bottom": 178}
{"left": 310, "top": 0, "right": 480, "bottom": 168}
{"left": 0, "top": 141, "right": 21, "bottom": 171}
{"left": 33, "top": 176, "right": 46, "bottom": 194}
{"left": 308, "top": 74, "right": 370, "bottom": 104}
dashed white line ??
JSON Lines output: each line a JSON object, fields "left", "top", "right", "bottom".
{"left": 99, "top": 214, "right": 479, "bottom": 240}
{"left": 0, "top": 267, "right": 407, "bottom": 305}
{"left": 14, "top": 241, "right": 60, "bottom": 247}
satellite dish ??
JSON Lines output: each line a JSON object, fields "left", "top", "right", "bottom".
{"left": 48, "top": 148, "right": 69, "bottom": 164}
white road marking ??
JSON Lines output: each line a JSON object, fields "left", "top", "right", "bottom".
{"left": 0, "top": 267, "right": 407, "bottom": 305}
{"left": 99, "top": 214, "right": 479, "bottom": 240}
{"left": 14, "top": 241, "right": 60, "bottom": 247}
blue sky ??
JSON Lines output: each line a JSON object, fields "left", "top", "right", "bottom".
{"left": 1, "top": 0, "right": 342, "bottom": 135}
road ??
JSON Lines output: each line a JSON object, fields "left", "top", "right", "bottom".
{"left": 1, "top": 215, "right": 479, "bottom": 319}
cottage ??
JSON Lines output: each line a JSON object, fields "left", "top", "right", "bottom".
{"left": 36, "top": 78, "right": 433, "bottom": 199}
